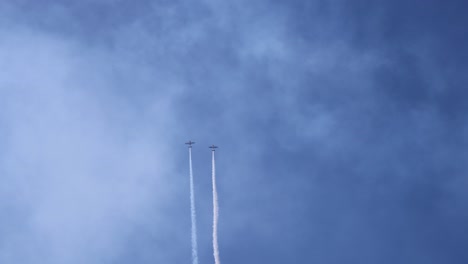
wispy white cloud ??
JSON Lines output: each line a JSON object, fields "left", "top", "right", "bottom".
{"left": 0, "top": 27, "right": 180, "bottom": 263}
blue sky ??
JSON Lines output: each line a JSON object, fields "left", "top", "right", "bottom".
{"left": 0, "top": 0, "right": 467, "bottom": 263}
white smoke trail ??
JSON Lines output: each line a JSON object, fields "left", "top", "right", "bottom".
{"left": 189, "top": 148, "right": 199, "bottom": 264}
{"left": 212, "top": 150, "right": 221, "bottom": 264}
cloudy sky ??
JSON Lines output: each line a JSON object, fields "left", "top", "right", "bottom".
{"left": 0, "top": 0, "right": 467, "bottom": 263}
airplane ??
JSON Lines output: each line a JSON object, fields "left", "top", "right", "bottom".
{"left": 209, "top": 145, "right": 218, "bottom": 151}
{"left": 185, "top": 141, "right": 195, "bottom": 147}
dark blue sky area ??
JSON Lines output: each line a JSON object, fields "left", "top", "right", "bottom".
{"left": 0, "top": 1, "right": 467, "bottom": 264}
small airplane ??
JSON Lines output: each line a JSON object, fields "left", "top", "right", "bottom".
{"left": 209, "top": 145, "right": 218, "bottom": 151}
{"left": 185, "top": 141, "right": 195, "bottom": 147}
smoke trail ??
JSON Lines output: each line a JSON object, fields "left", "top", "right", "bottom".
{"left": 212, "top": 150, "right": 221, "bottom": 264}
{"left": 189, "top": 148, "right": 199, "bottom": 264}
